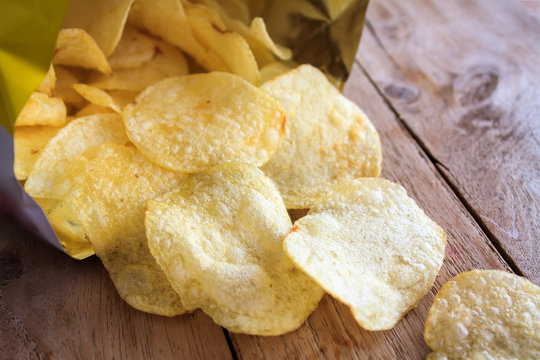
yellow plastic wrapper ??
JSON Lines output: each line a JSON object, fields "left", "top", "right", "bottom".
{"left": 0, "top": 0, "right": 369, "bottom": 257}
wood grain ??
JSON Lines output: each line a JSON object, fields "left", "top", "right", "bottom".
{"left": 0, "top": 215, "right": 233, "bottom": 360}
{"left": 360, "top": 0, "right": 540, "bottom": 282}
{"left": 228, "top": 61, "right": 511, "bottom": 360}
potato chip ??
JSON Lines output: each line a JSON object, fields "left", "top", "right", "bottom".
{"left": 64, "top": 143, "right": 186, "bottom": 316}
{"left": 88, "top": 39, "right": 189, "bottom": 92}
{"left": 129, "top": 0, "right": 228, "bottom": 72}
{"left": 25, "top": 113, "right": 129, "bottom": 199}
{"left": 123, "top": 72, "right": 285, "bottom": 172}
{"left": 15, "top": 92, "right": 66, "bottom": 127}
{"left": 54, "top": 29, "right": 112, "bottom": 75}
{"left": 185, "top": 5, "right": 259, "bottom": 83}
{"left": 36, "top": 65, "right": 56, "bottom": 96}
{"left": 34, "top": 198, "right": 94, "bottom": 260}
{"left": 145, "top": 162, "right": 324, "bottom": 334}
{"left": 75, "top": 104, "right": 114, "bottom": 117}
{"left": 284, "top": 178, "right": 446, "bottom": 330}
{"left": 261, "top": 65, "right": 382, "bottom": 209}
{"left": 72, "top": 84, "right": 136, "bottom": 113}
{"left": 14, "top": 126, "right": 61, "bottom": 180}
{"left": 424, "top": 270, "right": 540, "bottom": 360}
{"left": 63, "top": 0, "right": 134, "bottom": 56}
{"left": 258, "top": 61, "right": 294, "bottom": 85}
{"left": 106, "top": 25, "right": 161, "bottom": 69}
{"left": 53, "top": 66, "right": 87, "bottom": 108}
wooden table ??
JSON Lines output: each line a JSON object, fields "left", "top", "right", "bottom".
{"left": 1, "top": 0, "right": 538, "bottom": 358}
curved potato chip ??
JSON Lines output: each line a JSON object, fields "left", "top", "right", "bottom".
{"left": 107, "top": 25, "right": 160, "bottom": 69}
{"left": 36, "top": 65, "right": 56, "bottom": 96}
{"left": 258, "top": 61, "right": 294, "bottom": 85}
{"left": 72, "top": 84, "right": 136, "bottom": 113}
{"left": 88, "top": 39, "right": 189, "bottom": 92}
{"left": 123, "top": 72, "right": 286, "bottom": 172}
{"left": 129, "top": 0, "right": 227, "bottom": 72}
{"left": 25, "top": 113, "right": 129, "bottom": 199}
{"left": 14, "top": 126, "right": 61, "bottom": 180}
{"left": 261, "top": 64, "right": 381, "bottom": 209}
{"left": 15, "top": 92, "right": 66, "bottom": 127}
{"left": 284, "top": 178, "right": 446, "bottom": 331}
{"left": 75, "top": 104, "right": 114, "bottom": 117}
{"left": 63, "top": 0, "right": 134, "bottom": 56}
{"left": 424, "top": 270, "right": 540, "bottom": 360}
{"left": 145, "top": 162, "right": 324, "bottom": 334}
{"left": 54, "top": 29, "right": 112, "bottom": 75}
{"left": 53, "top": 66, "right": 87, "bottom": 108}
{"left": 185, "top": 5, "right": 259, "bottom": 83}
{"left": 34, "top": 198, "right": 94, "bottom": 260}
{"left": 65, "top": 143, "right": 186, "bottom": 316}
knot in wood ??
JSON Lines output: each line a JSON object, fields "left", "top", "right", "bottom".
{"left": 454, "top": 67, "right": 499, "bottom": 107}
{"left": 383, "top": 83, "right": 420, "bottom": 103}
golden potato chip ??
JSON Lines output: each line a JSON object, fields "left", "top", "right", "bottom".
{"left": 36, "top": 65, "right": 56, "bottom": 96}
{"left": 424, "top": 270, "right": 540, "bottom": 360}
{"left": 106, "top": 25, "right": 160, "bottom": 69}
{"left": 123, "top": 72, "right": 285, "bottom": 172}
{"left": 75, "top": 104, "right": 115, "bottom": 117}
{"left": 261, "top": 64, "right": 382, "bottom": 209}
{"left": 34, "top": 198, "right": 94, "bottom": 260}
{"left": 284, "top": 178, "right": 446, "bottom": 331}
{"left": 54, "top": 29, "right": 112, "bottom": 75}
{"left": 72, "top": 84, "right": 136, "bottom": 113}
{"left": 185, "top": 5, "right": 259, "bottom": 83}
{"left": 63, "top": 0, "right": 134, "bottom": 56}
{"left": 15, "top": 92, "right": 66, "bottom": 127}
{"left": 88, "top": 39, "right": 189, "bottom": 92}
{"left": 145, "top": 162, "right": 324, "bottom": 334}
{"left": 25, "top": 113, "right": 129, "bottom": 199}
{"left": 53, "top": 66, "right": 87, "bottom": 108}
{"left": 14, "top": 126, "right": 61, "bottom": 180}
{"left": 129, "top": 0, "right": 227, "bottom": 72}
{"left": 258, "top": 61, "right": 294, "bottom": 85}
{"left": 65, "top": 143, "right": 186, "bottom": 316}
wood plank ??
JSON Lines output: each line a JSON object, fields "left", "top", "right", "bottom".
{"left": 0, "top": 215, "right": 233, "bottom": 360}
{"left": 360, "top": 0, "right": 540, "bottom": 282}
{"left": 229, "top": 61, "right": 512, "bottom": 360}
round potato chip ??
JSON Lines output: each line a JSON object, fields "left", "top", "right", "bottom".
{"left": 15, "top": 92, "right": 66, "bottom": 127}
{"left": 145, "top": 162, "right": 324, "bottom": 334}
{"left": 424, "top": 270, "right": 540, "bottom": 360}
{"left": 261, "top": 64, "right": 382, "bottom": 209}
{"left": 284, "top": 178, "right": 446, "bottom": 331}
{"left": 14, "top": 126, "right": 61, "bottom": 180}
{"left": 106, "top": 25, "right": 160, "bottom": 69}
{"left": 24, "top": 113, "right": 129, "bottom": 199}
{"left": 123, "top": 72, "right": 286, "bottom": 173}
{"left": 54, "top": 29, "right": 112, "bottom": 75}
{"left": 64, "top": 143, "right": 186, "bottom": 316}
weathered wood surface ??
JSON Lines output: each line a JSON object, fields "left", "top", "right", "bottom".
{"left": 1, "top": 0, "right": 537, "bottom": 359}
{"left": 359, "top": 0, "right": 540, "bottom": 282}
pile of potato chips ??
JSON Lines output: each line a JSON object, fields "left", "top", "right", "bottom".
{"left": 13, "top": 0, "right": 539, "bottom": 349}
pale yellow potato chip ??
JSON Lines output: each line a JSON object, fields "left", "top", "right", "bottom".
{"left": 88, "top": 39, "right": 188, "bottom": 92}
{"left": 185, "top": 4, "right": 259, "bottom": 83}
{"left": 25, "top": 113, "right": 129, "bottom": 199}
{"left": 123, "top": 72, "right": 285, "bottom": 172}
{"left": 34, "top": 198, "right": 94, "bottom": 260}
{"left": 72, "top": 84, "right": 136, "bottom": 113}
{"left": 258, "top": 61, "right": 294, "bottom": 85}
{"left": 14, "top": 126, "right": 61, "bottom": 180}
{"left": 15, "top": 92, "right": 66, "bottom": 127}
{"left": 284, "top": 178, "right": 446, "bottom": 331}
{"left": 65, "top": 143, "right": 186, "bottom": 316}
{"left": 54, "top": 29, "right": 112, "bottom": 75}
{"left": 425, "top": 270, "right": 540, "bottom": 360}
{"left": 36, "top": 65, "right": 56, "bottom": 96}
{"left": 53, "top": 66, "right": 86, "bottom": 108}
{"left": 129, "top": 0, "right": 227, "bottom": 72}
{"left": 145, "top": 162, "right": 324, "bottom": 334}
{"left": 261, "top": 64, "right": 382, "bottom": 209}
{"left": 75, "top": 104, "right": 115, "bottom": 117}
{"left": 63, "top": 0, "right": 134, "bottom": 56}
{"left": 106, "top": 25, "right": 160, "bottom": 69}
